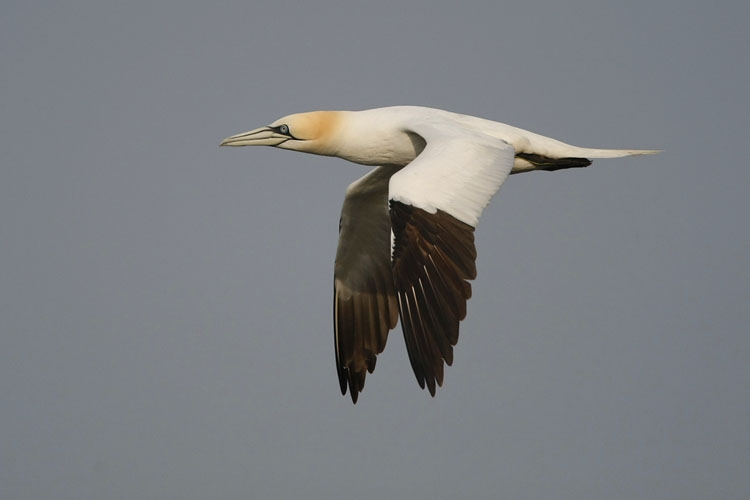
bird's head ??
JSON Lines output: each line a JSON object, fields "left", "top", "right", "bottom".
{"left": 220, "top": 111, "right": 345, "bottom": 156}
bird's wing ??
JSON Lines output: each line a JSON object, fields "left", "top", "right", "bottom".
{"left": 334, "top": 166, "right": 401, "bottom": 403}
{"left": 388, "top": 122, "right": 515, "bottom": 395}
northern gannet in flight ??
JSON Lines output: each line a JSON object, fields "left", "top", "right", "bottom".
{"left": 220, "top": 106, "right": 658, "bottom": 403}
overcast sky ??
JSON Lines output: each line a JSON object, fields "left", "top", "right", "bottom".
{"left": 2, "top": 1, "right": 749, "bottom": 499}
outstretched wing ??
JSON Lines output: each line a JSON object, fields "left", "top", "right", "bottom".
{"left": 388, "top": 122, "right": 515, "bottom": 395}
{"left": 334, "top": 166, "right": 401, "bottom": 403}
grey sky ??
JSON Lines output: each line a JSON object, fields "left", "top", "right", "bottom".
{"left": 2, "top": 1, "right": 748, "bottom": 499}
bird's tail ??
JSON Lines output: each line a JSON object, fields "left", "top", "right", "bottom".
{"left": 512, "top": 148, "right": 659, "bottom": 173}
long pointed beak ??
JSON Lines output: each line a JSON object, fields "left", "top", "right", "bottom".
{"left": 219, "top": 127, "right": 289, "bottom": 147}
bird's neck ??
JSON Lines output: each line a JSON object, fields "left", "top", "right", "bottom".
{"left": 329, "top": 112, "right": 426, "bottom": 166}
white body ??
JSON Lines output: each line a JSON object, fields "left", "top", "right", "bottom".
{"left": 316, "top": 106, "right": 653, "bottom": 169}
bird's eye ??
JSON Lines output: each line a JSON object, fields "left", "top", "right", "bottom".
{"left": 278, "top": 124, "right": 290, "bottom": 135}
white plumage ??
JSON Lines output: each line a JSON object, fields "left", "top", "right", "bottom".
{"left": 221, "top": 105, "right": 658, "bottom": 402}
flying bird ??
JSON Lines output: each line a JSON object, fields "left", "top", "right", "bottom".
{"left": 220, "top": 106, "right": 658, "bottom": 403}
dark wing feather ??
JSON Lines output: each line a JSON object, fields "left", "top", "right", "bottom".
{"left": 334, "top": 166, "right": 401, "bottom": 403}
{"left": 390, "top": 201, "right": 477, "bottom": 395}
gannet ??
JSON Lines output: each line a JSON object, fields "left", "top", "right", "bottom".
{"left": 220, "top": 105, "right": 658, "bottom": 403}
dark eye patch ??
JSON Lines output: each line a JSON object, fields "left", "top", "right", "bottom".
{"left": 273, "top": 124, "right": 291, "bottom": 136}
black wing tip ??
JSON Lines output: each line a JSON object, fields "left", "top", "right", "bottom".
{"left": 426, "top": 377, "right": 437, "bottom": 397}
{"left": 349, "top": 385, "right": 360, "bottom": 404}
{"left": 415, "top": 365, "right": 445, "bottom": 398}
{"left": 412, "top": 370, "right": 441, "bottom": 397}
{"left": 337, "top": 366, "right": 365, "bottom": 404}
{"left": 337, "top": 372, "right": 348, "bottom": 396}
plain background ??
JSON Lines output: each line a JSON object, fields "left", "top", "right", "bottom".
{"left": 2, "top": 1, "right": 748, "bottom": 499}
